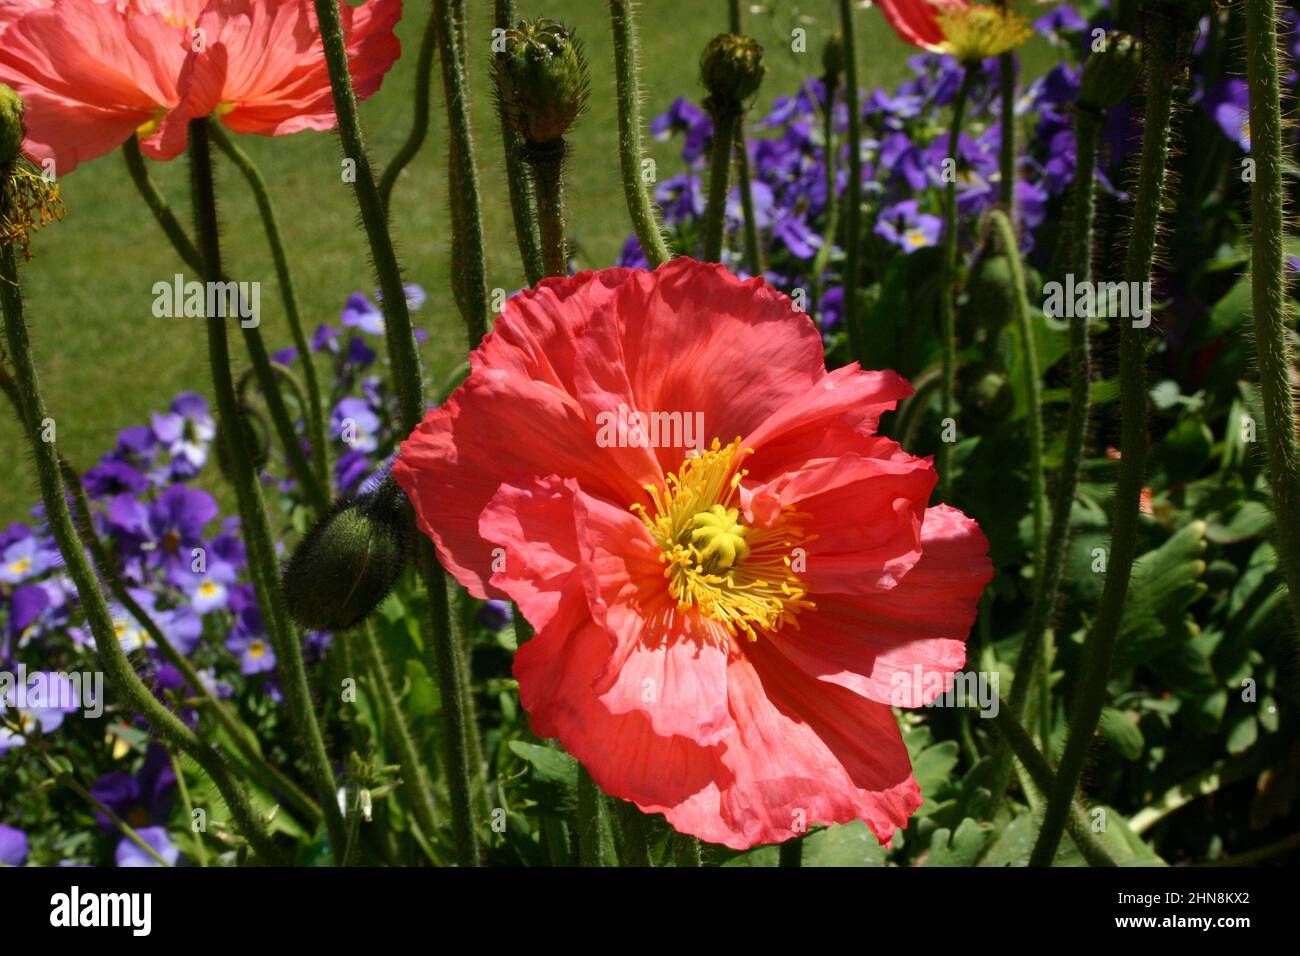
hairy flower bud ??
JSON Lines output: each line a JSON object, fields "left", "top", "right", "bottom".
{"left": 1079, "top": 33, "right": 1142, "bottom": 111}
{"left": 0, "top": 84, "right": 23, "bottom": 167}
{"left": 494, "top": 19, "right": 590, "bottom": 145}
{"left": 283, "top": 475, "right": 414, "bottom": 631}
{"left": 964, "top": 254, "right": 1017, "bottom": 337}
{"left": 700, "top": 34, "right": 765, "bottom": 111}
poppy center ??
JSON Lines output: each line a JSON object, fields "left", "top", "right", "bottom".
{"left": 633, "top": 438, "right": 814, "bottom": 641}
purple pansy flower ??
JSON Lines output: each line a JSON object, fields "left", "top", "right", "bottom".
{"left": 874, "top": 199, "right": 943, "bottom": 252}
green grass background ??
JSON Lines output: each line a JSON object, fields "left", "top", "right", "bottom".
{"left": 0, "top": 1, "right": 1052, "bottom": 523}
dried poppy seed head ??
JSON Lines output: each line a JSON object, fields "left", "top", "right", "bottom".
{"left": 700, "top": 34, "right": 765, "bottom": 112}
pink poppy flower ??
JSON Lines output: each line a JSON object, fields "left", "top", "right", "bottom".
{"left": 394, "top": 259, "right": 993, "bottom": 850}
{"left": 0, "top": 0, "right": 189, "bottom": 173}
{"left": 0, "top": 0, "right": 401, "bottom": 174}
{"left": 876, "top": 0, "right": 967, "bottom": 52}
{"left": 157, "top": 0, "right": 402, "bottom": 152}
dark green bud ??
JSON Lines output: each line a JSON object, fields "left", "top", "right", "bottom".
{"left": 700, "top": 34, "right": 765, "bottom": 110}
{"left": 821, "top": 31, "right": 845, "bottom": 84}
{"left": 964, "top": 255, "right": 1017, "bottom": 337}
{"left": 0, "top": 84, "right": 23, "bottom": 166}
{"left": 1079, "top": 33, "right": 1142, "bottom": 111}
{"left": 957, "top": 362, "right": 1014, "bottom": 435}
{"left": 494, "top": 19, "right": 590, "bottom": 145}
{"left": 283, "top": 475, "right": 414, "bottom": 631}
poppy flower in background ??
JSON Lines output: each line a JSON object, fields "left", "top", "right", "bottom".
{"left": 876, "top": 0, "right": 1031, "bottom": 63}
{"left": 0, "top": 0, "right": 402, "bottom": 175}
{"left": 394, "top": 258, "right": 992, "bottom": 849}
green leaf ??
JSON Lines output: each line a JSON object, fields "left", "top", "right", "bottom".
{"left": 800, "top": 821, "right": 890, "bottom": 866}
{"left": 924, "top": 817, "right": 993, "bottom": 866}
{"left": 507, "top": 741, "right": 579, "bottom": 815}
{"left": 1114, "top": 522, "right": 1208, "bottom": 671}
{"left": 1098, "top": 707, "right": 1145, "bottom": 761}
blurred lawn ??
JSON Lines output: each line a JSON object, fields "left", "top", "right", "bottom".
{"left": 0, "top": 1, "right": 1050, "bottom": 522}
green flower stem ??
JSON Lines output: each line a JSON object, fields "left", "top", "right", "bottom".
{"left": 360, "top": 620, "right": 440, "bottom": 848}
{"left": 121, "top": 138, "right": 328, "bottom": 515}
{"left": 167, "top": 748, "right": 208, "bottom": 866}
{"left": 837, "top": 0, "right": 864, "bottom": 359}
{"left": 735, "top": 132, "right": 764, "bottom": 276}
{"left": 615, "top": 800, "right": 653, "bottom": 867}
{"left": 990, "top": 707, "right": 1120, "bottom": 867}
{"left": 701, "top": 107, "right": 737, "bottom": 263}
{"left": 530, "top": 145, "right": 568, "bottom": 278}
{"left": 991, "top": 209, "right": 1044, "bottom": 579}
{"left": 609, "top": 0, "right": 672, "bottom": 269}
{"left": 209, "top": 123, "right": 330, "bottom": 498}
{"left": 1029, "top": 9, "right": 1187, "bottom": 867}
{"left": 379, "top": 5, "right": 438, "bottom": 213}
{"left": 998, "top": 52, "right": 1016, "bottom": 215}
{"left": 576, "top": 767, "right": 616, "bottom": 866}
{"left": 495, "top": 0, "right": 544, "bottom": 285}
{"left": 58, "top": 457, "right": 322, "bottom": 826}
{"left": 435, "top": 0, "right": 488, "bottom": 345}
{"left": 672, "top": 832, "right": 702, "bottom": 867}
{"left": 1008, "top": 105, "right": 1101, "bottom": 718}
{"left": 726, "top": 2, "right": 762, "bottom": 275}
{"left": 0, "top": 241, "right": 284, "bottom": 865}
{"left": 36, "top": 752, "right": 171, "bottom": 866}
{"left": 313, "top": 0, "right": 482, "bottom": 866}
{"left": 779, "top": 837, "right": 804, "bottom": 867}
{"left": 811, "top": 77, "right": 838, "bottom": 310}
{"left": 188, "top": 118, "right": 346, "bottom": 860}
{"left": 1245, "top": 0, "right": 1300, "bottom": 644}
{"left": 937, "top": 66, "right": 975, "bottom": 500}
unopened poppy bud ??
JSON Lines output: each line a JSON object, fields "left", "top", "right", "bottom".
{"left": 700, "top": 34, "right": 765, "bottom": 112}
{"left": 964, "top": 255, "right": 1017, "bottom": 337}
{"left": 494, "top": 19, "right": 590, "bottom": 145}
{"left": 821, "top": 31, "right": 845, "bottom": 85}
{"left": 957, "top": 362, "right": 1014, "bottom": 435}
{"left": 283, "top": 475, "right": 413, "bottom": 631}
{"left": 1079, "top": 33, "right": 1142, "bottom": 111}
{"left": 0, "top": 84, "right": 23, "bottom": 166}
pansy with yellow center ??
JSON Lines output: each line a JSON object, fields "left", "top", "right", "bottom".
{"left": 395, "top": 258, "right": 992, "bottom": 849}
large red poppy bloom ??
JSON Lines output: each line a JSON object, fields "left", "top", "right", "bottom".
{"left": 876, "top": 0, "right": 968, "bottom": 52}
{"left": 394, "top": 258, "right": 992, "bottom": 849}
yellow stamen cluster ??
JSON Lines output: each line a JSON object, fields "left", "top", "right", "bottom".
{"left": 935, "top": 6, "right": 1032, "bottom": 63}
{"left": 1, "top": 161, "right": 64, "bottom": 261}
{"left": 632, "top": 438, "right": 814, "bottom": 641}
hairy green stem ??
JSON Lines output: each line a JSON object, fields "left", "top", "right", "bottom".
{"left": 121, "top": 138, "right": 328, "bottom": 515}
{"left": 379, "top": 6, "right": 438, "bottom": 212}
{"left": 701, "top": 107, "right": 737, "bottom": 263}
{"left": 188, "top": 118, "right": 345, "bottom": 860}
{"left": 1008, "top": 106, "right": 1101, "bottom": 719}
{"left": 615, "top": 801, "right": 653, "bottom": 867}
{"left": 992, "top": 209, "right": 1044, "bottom": 576}
{"left": 495, "top": 0, "right": 544, "bottom": 284}
{"left": 1, "top": 241, "right": 284, "bottom": 864}
{"left": 1245, "top": 0, "right": 1300, "bottom": 645}
{"left": 531, "top": 148, "right": 568, "bottom": 277}
{"left": 313, "top": 0, "right": 482, "bottom": 866}
{"left": 209, "top": 124, "right": 330, "bottom": 498}
{"left": 435, "top": 0, "right": 488, "bottom": 344}
{"left": 1029, "top": 9, "right": 1186, "bottom": 866}
{"left": 609, "top": 0, "right": 672, "bottom": 268}
{"left": 938, "top": 66, "right": 975, "bottom": 500}
{"left": 576, "top": 767, "right": 615, "bottom": 866}
{"left": 167, "top": 748, "right": 208, "bottom": 866}
{"left": 57, "top": 458, "right": 322, "bottom": 826}
{"left": 811, "top": 77, "right": 839, "bottom": 310}
{"left": 672, "top": 832, "right": 701, "bottom": 867}
{"left": 837, "top": 0, "right": 865, "bottom": 360}
{"left": 998, "top": 52, "right": 1016, "bottom": 216}
{"left": 990, "top": 707, "right": 1121, "bottom": 867}
{"left": 360, "top": 620, "right": 440, "bottom": 848}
